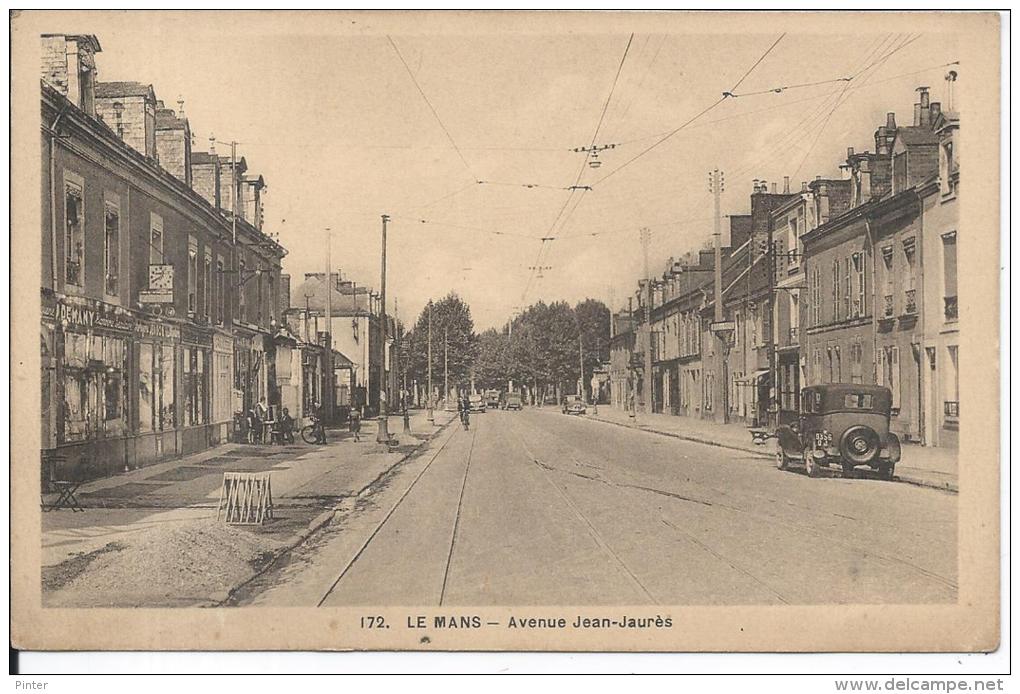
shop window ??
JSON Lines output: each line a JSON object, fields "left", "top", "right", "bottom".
{"left": 60, "top": 332, "right": 127, "bottom": 443}
{"left": 183, "top": 347, "right": 208, "bottom": 426}
{"left": 104, "top": 198, "right": 120, "bottom": 297}
{"left": 139, "top": 342, "right": 177, "bottom": 432}
{"left": 64, "top": 178, "right": 84, "bottom": 286}
{"left": 850, "top": 341, "right": 863, "bottom": 383}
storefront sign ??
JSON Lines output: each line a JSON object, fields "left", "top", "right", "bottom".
{"left": 181, "top": 324, "right": 213, "bottom": 347}
{"left": 213, "top": 334, "right": 233, "bottom": 353}
{"left": 139, "top": 289, "right": 174, "bottom": 304}
{"left": 56, "top": 298, "right": 134, "bottom": 333}
{"left": 135, "top": 320, "right": 181, "bottom": 341}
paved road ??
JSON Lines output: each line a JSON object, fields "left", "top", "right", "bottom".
{"left": 248, "top": 408, "right": 957, "bottom": 606}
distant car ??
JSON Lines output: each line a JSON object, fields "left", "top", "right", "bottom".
{"left": 485, "top": 390, "right": 501, "bottom": 408}
{"left": 775, "top": 384, "right": 902, "bottom": 479}
{"left": 468, "top": 394, "right": 487, "bottom": 413}
{"left": 562, "top": 396, "right": 587, "bottom": 416}
{"left": 504, "top": 393, "right": 523, "bottom": 411}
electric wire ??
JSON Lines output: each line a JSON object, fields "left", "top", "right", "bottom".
{"left": 387, "top": 35, "right": 480, "bottom": 183}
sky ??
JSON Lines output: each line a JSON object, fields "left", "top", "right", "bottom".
{"left": 50, "top": 13, "right": 959, "bottom": 330}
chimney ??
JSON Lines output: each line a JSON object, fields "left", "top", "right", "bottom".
{"left": 887, "top": 112, "right": 896, "bottom": 129}
{"left": 783, "top": 176, "right": 790, "bottom": 194}
{"left": 847, "top": 146, "right": 855, "bottom": 159}
{"left": 817, "top": 182, "right": 830, "bottom": 223}
{"left": 770, "top": 182, "right": 776, "bottom": 194}
{"left": 41, "top": 35, "right": 102, "bottom": 116}
{"left": 945, "top": 70, "right": 957, "bottom": 111}
{"left": 752, "top": 179, "right": 760, "bottom": 194}
{"left": 177, "top": 96, "right": 185, "bottom": 116}
{"left": 930, "top": 101, "right": 942, "bottom": 123}
{"left": 915, "top": 86, "right": 931, "bottom": 126}
{"left": 801, "top": 181, "right": 808, "bottom": 192}
{"left": 155, "top": 105, "right": 192, "bottom": 185}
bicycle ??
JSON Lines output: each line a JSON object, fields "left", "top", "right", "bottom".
{"left": 300, "top": 414, "right": 327, "bottom": 444}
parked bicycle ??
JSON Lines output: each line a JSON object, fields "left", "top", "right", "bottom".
{"left": 300, "top": 412, "right": 327, "bottom": 444}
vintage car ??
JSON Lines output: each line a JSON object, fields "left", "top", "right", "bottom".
{"left": 775, "top": 384, "right": 902, "bottom": 479}
{"left": 468, "top": 393, "right": 487, "bottom": 413}
{"left": 504, "top": 392, "right": 523, "bottom": 410}
{"left": 485, "top": 390, "right": 501, "bottom": 409}
{"left": 561, "top": 395, "right": 587, "bottom": 416}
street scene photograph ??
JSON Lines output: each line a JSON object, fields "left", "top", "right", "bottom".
{"left": 13, "top": 12, "right": 999, "bottom": 648}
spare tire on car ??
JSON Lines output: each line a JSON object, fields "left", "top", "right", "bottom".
{"left": 839, "top": 425, "right": 880, "bottom": 465}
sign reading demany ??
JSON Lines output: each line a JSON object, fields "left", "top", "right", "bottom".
{"left": 139, "top": 289, "right": 174, "bottom": 304}
{"left": 148, "top": 264, "right": 174, "bottom": 291}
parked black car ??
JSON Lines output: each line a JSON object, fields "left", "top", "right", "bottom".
{"left": 775, "top": 384, "right": 902, "bottom": 479}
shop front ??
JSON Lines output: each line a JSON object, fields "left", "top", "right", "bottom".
{"left": 211, "top": 332, "right": 234, "bottom": 443}
{"left": 45, "top": 294, "right": 137, "bottom": 478}
{"left": 180, "top": 324, "right": 214, "bottom": 456}
{"left": 231, "top": 329, "right": 270, "bottom": 442}
{"left": 134, "top": 316, "right": 181, "bottom": 468}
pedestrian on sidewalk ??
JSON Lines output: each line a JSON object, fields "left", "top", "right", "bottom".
{"left": 349, "top": 406, "right": 362, "bottom": 442}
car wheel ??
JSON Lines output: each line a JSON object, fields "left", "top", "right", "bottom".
{"left": 776, "top": 445, "right": 788, "bottom": 470}
{"left": 841, "top": 461, "right": 855, "bottom": 479}
{"left": 803, "top": 448, "right": 819, "bottom": 478}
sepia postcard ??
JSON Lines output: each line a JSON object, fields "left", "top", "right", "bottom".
{"left": 10, "top": 10, "right": 1002, "bottom": 653}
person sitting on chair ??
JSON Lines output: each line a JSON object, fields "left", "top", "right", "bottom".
{"left": 278, "top": 407, "right": 295, "bottom": 444}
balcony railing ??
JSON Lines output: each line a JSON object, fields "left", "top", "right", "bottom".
{"left": 904, "top": 289, "right": 917, "bottom": 315}
{"left": 944, "top": 400, "right": 959, "bottom": 418}
{"left": 944, "top": 295, "right": 958, "bottom": 321}
{"left": 883, "top": 294, "right": 894, "bottom": 317}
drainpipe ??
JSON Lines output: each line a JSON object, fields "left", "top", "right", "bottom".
{"left": 48, "top": 103, "right": 70, "bottom": 291}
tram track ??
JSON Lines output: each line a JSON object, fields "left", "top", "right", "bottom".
{"left": 508, "top": 411, "right": 957, "bottom": 600}
{"left": 316, "top": 417, "right": 479, "bottom": 608}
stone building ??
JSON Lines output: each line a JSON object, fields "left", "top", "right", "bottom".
{"left": 41, "top": 34, "right": 287, "bottom": 480}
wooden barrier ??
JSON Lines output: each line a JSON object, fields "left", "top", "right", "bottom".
{"left": 217, "top": 472, "right": 274, "bottom": 525}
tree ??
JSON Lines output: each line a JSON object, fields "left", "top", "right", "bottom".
{"left": 574, "top": 298, "right": 611, "bottom": 395}
{"left": 406, "top": 293, "right": 477, "bottom": 397}
{"left": 473, "top": 328, "right": 511, "bottom": 390}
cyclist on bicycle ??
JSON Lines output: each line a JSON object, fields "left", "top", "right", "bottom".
{"left": 458, "top": 391, "right": 471, "bottom": 430}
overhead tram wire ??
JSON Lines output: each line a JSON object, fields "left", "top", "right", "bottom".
{"left": 520, "top": 32, "right": 636, "bottom": 304}
{"left": 723, "top": 32, "right": 904, "bottom": 183}
{"left": 590, "top": 32, "right": 787, "bottom": 189}
{"left": 387, "top": 35, "right": 480, "bottom": 184}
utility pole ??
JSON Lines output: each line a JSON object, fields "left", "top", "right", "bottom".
{"left": 399, "top": 298, "right": 410, "bottom": 434}
{"left": 377, "top": 215, "right": 391, "bottom": 444}
{"left": 324, "top": 228, "right": 333, "bottom": 424}
{"left": 709, "top": 168, "right": 730, "bottom": 424}
{"left": 639, "top": 227, "right": 653, "bottom": 415}
{"left": 579, "top": 330, "right": 586, "bottom": 404}
{"left": 444, "top": 325, "right": 449, "bottom": 408}
{"left": 427, "top": 300, "right": 434, "bottom": 424}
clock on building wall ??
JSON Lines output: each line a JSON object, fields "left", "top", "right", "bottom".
{"left": 148, "top": 264, "right": 174, "bottom": 291}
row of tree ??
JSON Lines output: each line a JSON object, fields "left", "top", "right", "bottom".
{"left": 403, "top": 293, "right": 610, "bottom": 402}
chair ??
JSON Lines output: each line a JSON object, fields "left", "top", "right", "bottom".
{"left": 41, "top": 451, "right": 84, "bottom": 512}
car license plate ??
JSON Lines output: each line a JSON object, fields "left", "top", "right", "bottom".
{"left": 814, "top": 431, "right": 833, "bottom": 448}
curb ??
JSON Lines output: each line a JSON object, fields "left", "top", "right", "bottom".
{"left": 588, "top": 414, "right": 773, "bottom": 460}
{"left": 209, "top": 414, "right": 457, "bottom": 606}
{"left": 587, "top": 415, "right": 958, "bottom": 494}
